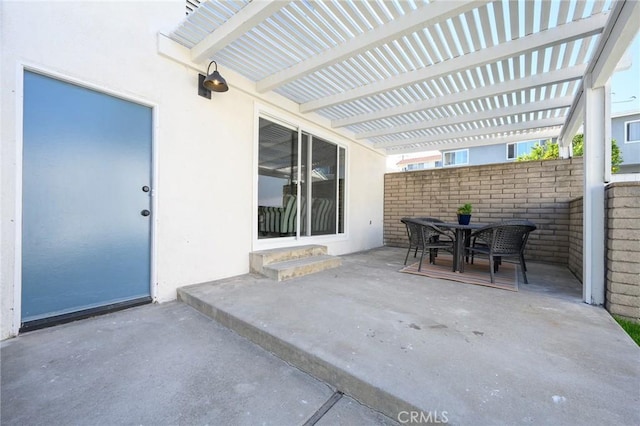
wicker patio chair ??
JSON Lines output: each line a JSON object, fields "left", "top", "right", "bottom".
{"left": 401, "top": 218, "right": 455, "bottom": 270}
{"left": 417, "top": 221, "right": 455, "bottom": 272}
{"left": 401, "top": 218, "right": 424, "bottom": 265}
{"left": 468, "top": 219, "right": 535, "bottom": 268}
{"left": 466, "top": 220, "right": 537, "bottom": 284}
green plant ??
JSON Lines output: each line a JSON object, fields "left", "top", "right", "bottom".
{"left": 457, "top": 203, "right": 472, "bottom": 215}
{"left": 572, "top": 133, "right": 583, "bottom": 156}
{"left": 571, "top": 134, "right": 622, "bottom": 172}
{"left": 614, "top": 316, "right": 640, "bottom": 346}
{"left": 611, "top": 139, "right": 623, "bottom": 173}
{"left": 516, "top": 134, "right": 623, "bottom": 173}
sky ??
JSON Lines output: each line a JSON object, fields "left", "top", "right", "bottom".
{"left": 611, "top": 33, "right": 640, "bottom": 116}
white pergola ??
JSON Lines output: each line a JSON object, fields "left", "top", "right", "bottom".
{"left": 160, "top": 0, "right": 640, "bottom": 304}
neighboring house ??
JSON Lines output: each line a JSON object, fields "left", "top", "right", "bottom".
{"left": 395, "top": 138, "right": 552, "bottom": 170}
{"left": 442, "top": 138, "right": 555, "bottom": 167}
{"left": 438, "top": 114, "right": 640, "bottom": 172}
{"left": 396, "top": 154, "right": 442, "bottom": 171}
{"left": 612, "top": 110, "right": 640, "bottom": 173}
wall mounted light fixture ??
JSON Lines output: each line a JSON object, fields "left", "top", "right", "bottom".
{"left": 198, "top": 61, "right": 229, "bottom": 98}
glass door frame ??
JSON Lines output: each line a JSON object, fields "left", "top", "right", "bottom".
{"left": 254, "top": 108, "right": 347, "bottom": 248}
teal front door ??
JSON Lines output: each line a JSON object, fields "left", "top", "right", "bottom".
{"left": 21, "top": 71, "right": 152, "bottom": 327}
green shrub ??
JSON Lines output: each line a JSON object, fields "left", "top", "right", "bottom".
{"left": 516, "top": 134, "right": 622, "bottom": 172}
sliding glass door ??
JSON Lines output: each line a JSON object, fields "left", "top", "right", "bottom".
{"left": 305, "top": 134, "right": 336, "bottom": 235}
{"left": 258, "top": 117, "right": 345, "bottom": 240}
{"left": 257, "top": 118, "right": 298, "bottom": 238}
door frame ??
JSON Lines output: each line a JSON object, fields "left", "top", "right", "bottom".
{"left": 12, "top": 63, "right": 159, "bottom": 335}
{"left": 252, "top": 103, "right": 350, "bottom": 251}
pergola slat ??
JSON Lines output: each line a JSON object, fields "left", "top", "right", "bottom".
{"left": 300, "top": 14, "right": 607, "bottom": 113}
{"left": 358, "top": 96, "right": 574, "bottom": 140}
{"left": 333, "top": 63, "right": 587, "bottom": 128}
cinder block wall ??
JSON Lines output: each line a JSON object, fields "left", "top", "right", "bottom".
{"left": 568, "top": 196, "right": 583, "bottom": 282}
{"left": 605, "top": 182, "right": 640, "bottom": 322}
{"left": 384, "top": 158, "right": 584, "bottom": 264}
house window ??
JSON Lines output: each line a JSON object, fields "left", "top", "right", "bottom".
{"left": 257, "top": 117, "right": 346, "bottom": 239}
{"left": 443, "top": 149, "right": 469, "bottom": 166}
{"left": 625, "top": 120, "right": 640, "bottom": 143}
{"left": 506, "top": 140, "right": 539, "bottom": 160}
{"left": 406, "top": 163, "right": 426, "bottom": 171}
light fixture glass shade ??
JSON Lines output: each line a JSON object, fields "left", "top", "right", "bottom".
{"left": 203, "top": 61, "right": 229, "bottom": 92}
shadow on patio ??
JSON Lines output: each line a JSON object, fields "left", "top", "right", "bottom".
{"left": 179, "top": 246, "right": 639, "bottom": 425}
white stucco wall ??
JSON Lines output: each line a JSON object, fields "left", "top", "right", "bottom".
{"left": 0, "top": 1, "right": 385, "bottom": 339}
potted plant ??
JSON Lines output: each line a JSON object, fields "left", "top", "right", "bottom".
{"left": 457, "top": 203, "right": 473, "bottom": 225}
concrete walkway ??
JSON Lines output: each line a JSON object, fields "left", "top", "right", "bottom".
{"left": 1, "top": 302, "right": 394, "bottom": 425}
{"left": 2, "top": 247, "right": 639, "bottom": 425}
{"left": 178, "top": 247, "right": 639, "bottom": 425}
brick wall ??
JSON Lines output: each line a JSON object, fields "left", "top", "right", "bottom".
{"left": 568, "top": 196, "right": 583, "bottom": 282}
{"left": 384, "top": 158, "right": 584, "bottom": 264}
{"left": 605, "top": 182, "right": 640, "bottom": 322}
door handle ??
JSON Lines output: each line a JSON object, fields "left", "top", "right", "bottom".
{"left": 141, "top": 210, "right": 151, "bottom": 217}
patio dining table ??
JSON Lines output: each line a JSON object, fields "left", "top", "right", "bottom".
{"left": 411, "top": 218, "right": 484, "bottom": 273}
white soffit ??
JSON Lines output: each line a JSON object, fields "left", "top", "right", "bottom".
{"left": 169, "top": 0, "right": 620, "bottom": 154}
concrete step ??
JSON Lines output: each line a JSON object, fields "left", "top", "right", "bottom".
{"left": 250, "top": 245, "right": 340, "bottom": 281}
{"left": 262, "top": 254, "right": 342, "bottom": 281}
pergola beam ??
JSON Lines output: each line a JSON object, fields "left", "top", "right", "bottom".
{"left": 256, "top": 0, "right": 490, "bottom": 93}
{"left": 191, "top": 1, "right": 287, "bottom": 63}
{"left": 334, "top": 64, "right": 587, "bottom": 128}
{"left": 373, "top": 118, "right": 566, "bottom": 149}
{"left": 559, "top": 91, "right": 585, "bottom": 147}
{"left": 357, "top": 96, "right": 573, "bottom": 141}
{"left": 300, "top": 13, "right": 607, "bottom": 114}
{"left": 590, "top": 0, "right": 640, "bottom": 88}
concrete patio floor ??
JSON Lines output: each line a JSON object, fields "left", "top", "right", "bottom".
{"left": 2, "top": 246, "right": 639, "bottom": 425}
{"left": 1, "top": 302, "right": 394, "bottom": 426}
{"left": 178, "top": 246, "right": 640, "bottom": 425}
